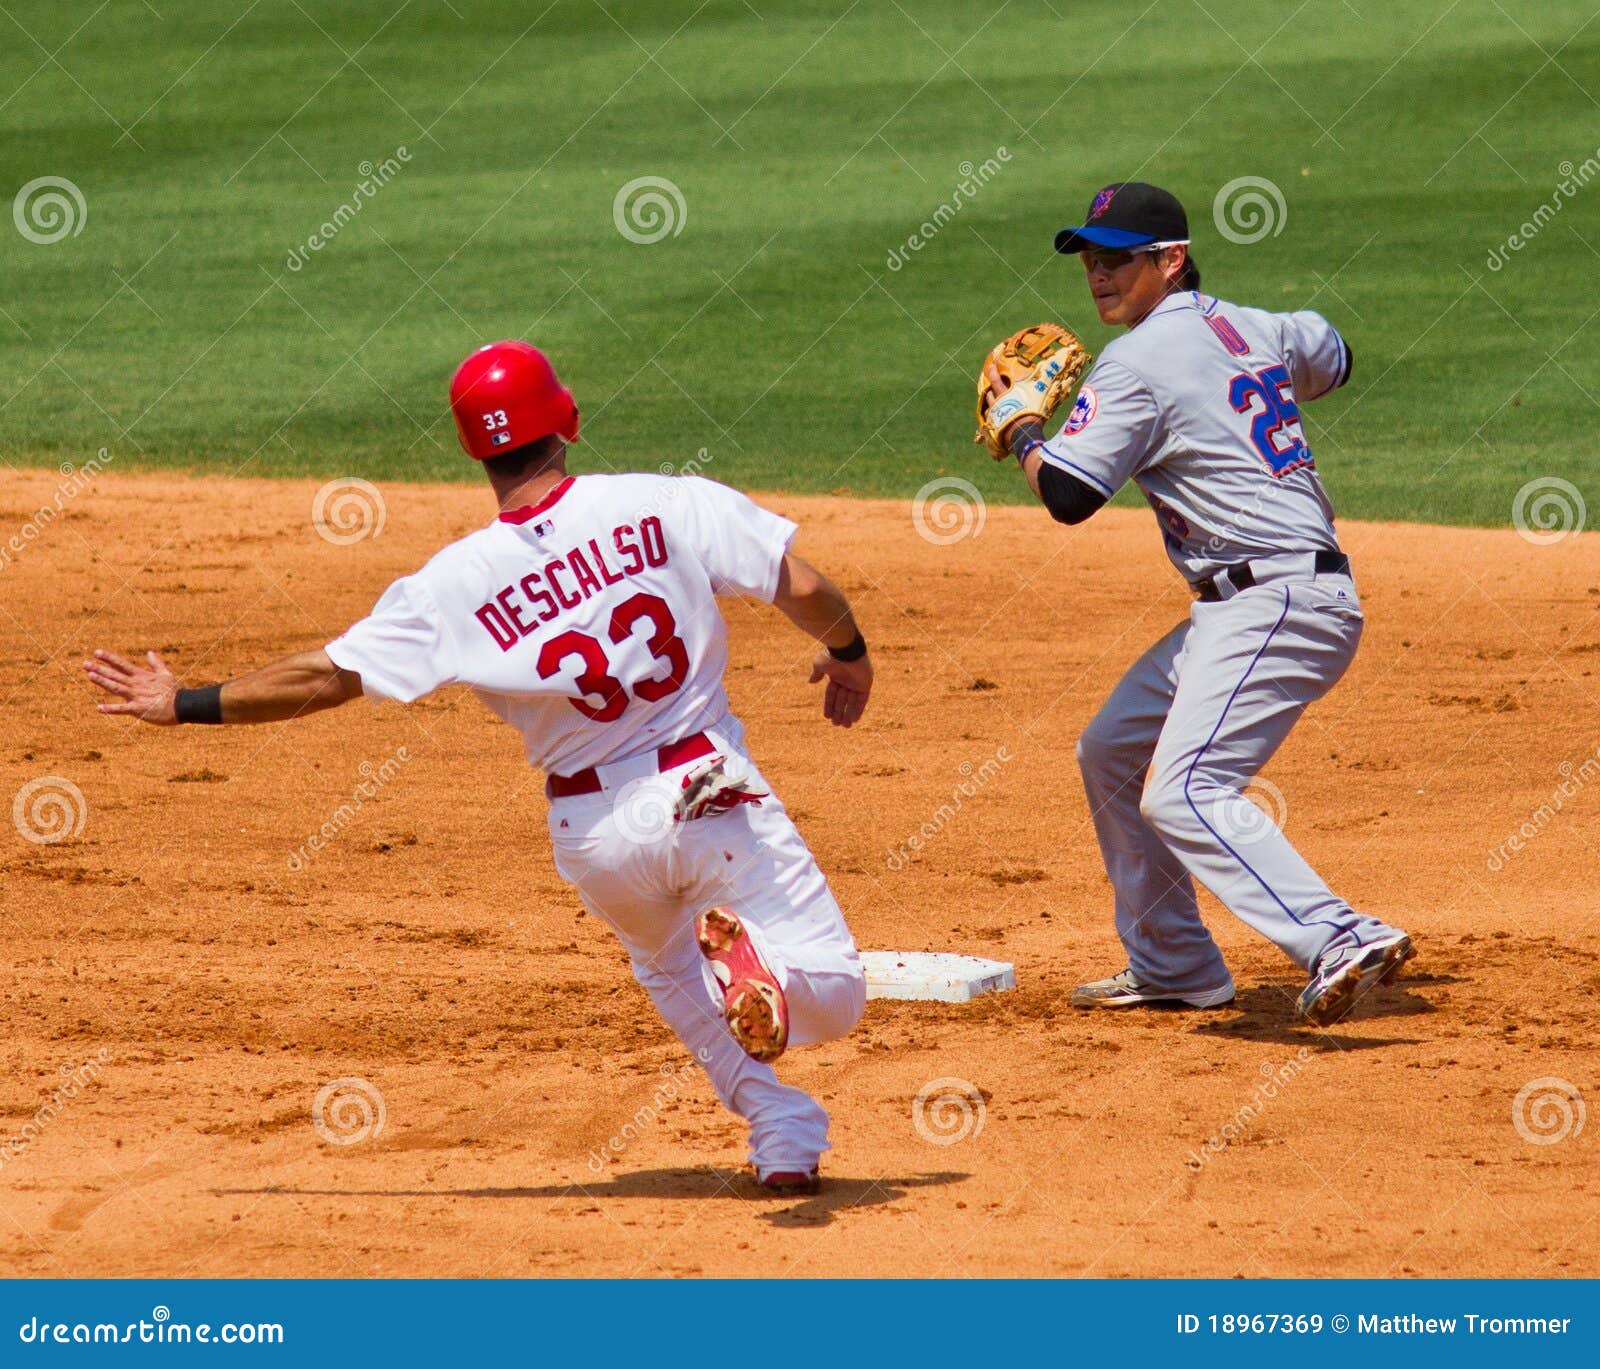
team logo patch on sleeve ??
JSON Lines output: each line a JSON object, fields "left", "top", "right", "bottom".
{"left": 1062, "top": 384, "right": 1097, "bottom": 435}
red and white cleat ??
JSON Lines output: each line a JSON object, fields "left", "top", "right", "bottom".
{"left": 695, "top": 906, "right": 788, "bottom": 1063}
{"left": 758, "top": 1168, "right": 820, "bottom": 1196}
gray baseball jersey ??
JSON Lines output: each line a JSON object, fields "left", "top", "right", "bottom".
{"left": 1039, "top": 291, "right": 1351, "bottom": 580}
{"left": 1057, "top": 288, "right": 1405, "bottom": 1003}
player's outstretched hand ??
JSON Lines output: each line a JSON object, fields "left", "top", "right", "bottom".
{"left": 83, "top": 648, "right": 181, "bottom": 725}
{"left": 808, "top": 649, "right": 871, "bottom": 728}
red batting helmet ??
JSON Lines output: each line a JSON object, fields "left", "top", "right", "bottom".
{"left": 448, "top": 341, "right": 580, "bottom": 460}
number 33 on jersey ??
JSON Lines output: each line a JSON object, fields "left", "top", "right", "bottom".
{"left": 326, "top": 473, "right": 798, "bottom": 776}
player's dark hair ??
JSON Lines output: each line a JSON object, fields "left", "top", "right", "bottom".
{"left": 1178, "top": 254, "right": 1202, "bottom": 291}
{"left": 481, "top": 432, "right": 564, "bottom": 481}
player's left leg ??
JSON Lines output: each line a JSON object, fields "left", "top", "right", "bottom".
{"left": 624, "top": 928, "right": 837, "bottom": 1183}
{"left": 1137, "top": 575, "right": 1406, "bottom": 988}
{"left": 547, "top": 787, "right": 844, "bottom": 1185}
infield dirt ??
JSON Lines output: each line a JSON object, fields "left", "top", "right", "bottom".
{"left": 1, "top": 469, "right": 1596, "bottom": 1278}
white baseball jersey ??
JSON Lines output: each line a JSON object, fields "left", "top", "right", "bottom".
{"left": 1040, "top": 291, "right": 1352, "bottom": 580}
{"left": 325, "top": 474, "right": 797, "bottom": 775}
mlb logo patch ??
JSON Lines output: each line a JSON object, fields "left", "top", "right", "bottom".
{"left": 1062, "top": 384, "right": 1098, "bottom": 435}
{"left": 491, "top": 430, "right": 512, "bottom": 446}
{"left": 532, "top": 519, "right": 554, "bottom": 537}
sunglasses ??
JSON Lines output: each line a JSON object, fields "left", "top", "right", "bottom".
{"left": 1081, "top": 241, "right": 1184, "bottom": 271}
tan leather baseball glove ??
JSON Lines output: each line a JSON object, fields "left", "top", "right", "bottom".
{"left": 973, "top": 322, "right": 1092, "bottom": 460}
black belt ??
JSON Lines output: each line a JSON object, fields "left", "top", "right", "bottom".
{"left": 1194, "top": 551, "right": 1350, "bottom": 603}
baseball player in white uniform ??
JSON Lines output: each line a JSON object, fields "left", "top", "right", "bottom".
{"left": 985, "top": 183, "right": 1415, "bottom": 1026}
{"left": 83, "top": 340, "right": 873, "bottom": 1194}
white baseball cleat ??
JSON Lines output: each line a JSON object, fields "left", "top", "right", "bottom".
{"left": 1296, "top": 931, "right": 1414, "bottom": 1027}
{"left": 1071, "top": 968, "right": 1236, "bottom": 1010}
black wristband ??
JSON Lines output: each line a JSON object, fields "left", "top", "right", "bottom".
{"left": 175, "top": 684, "right": 224, "bottom": 724}
{"left": 1010, "top": 418, "right": 1046, "bottom": 461}
{"left": 827, "top": 630, "right": 867, "bottom": 663}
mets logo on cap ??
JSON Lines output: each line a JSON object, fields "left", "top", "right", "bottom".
{"left": 1088, "top": 186, "right": 1118, "bottom": 220}
{"left": 1062, "top": 385, "right": 1097, "bottom": 435}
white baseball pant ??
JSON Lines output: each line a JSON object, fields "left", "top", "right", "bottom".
{"left": 546, "top": 717, "right": 864, "bottom": 1177}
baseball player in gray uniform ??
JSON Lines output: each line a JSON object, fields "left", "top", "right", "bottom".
{"left": 989, "top": 182, "right": 1414, "bottom": 1026}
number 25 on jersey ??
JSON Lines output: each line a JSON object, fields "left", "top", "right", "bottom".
{"left": 1228, "top": 364, "right": 1312, "bottom": 477}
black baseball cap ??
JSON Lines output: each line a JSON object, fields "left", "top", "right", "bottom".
{"left": 1054, "top": 182, "right": 1189, "bottom": 253}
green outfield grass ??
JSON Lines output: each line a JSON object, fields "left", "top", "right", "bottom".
{"left": 0, "top": 0, "right": 1596, "bottom": 525}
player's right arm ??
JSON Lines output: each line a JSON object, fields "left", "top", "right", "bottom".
{"left": 84, "top": 647, "right": 363, "bottom": 725}
{"left": 88, "top": 569, "right": 455, "bottom": 726}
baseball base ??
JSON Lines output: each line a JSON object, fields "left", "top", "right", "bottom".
{"left": 861, "top": 951, "right": 1017, "bottom": 1002}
